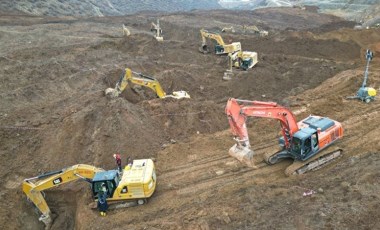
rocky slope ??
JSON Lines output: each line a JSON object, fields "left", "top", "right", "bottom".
{"left": 220, "top": 0, "right": 380, "bottom": 25}
{"left": 0, "top": 0, "right": 222, "bottom": 16}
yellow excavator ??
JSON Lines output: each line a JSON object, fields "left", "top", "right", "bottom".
{"left": 199, "top": 29, "right": 241, "bottom": 55}
{"left": 228, "top": 50, "right": 258, "bottom": 70}
{"left": 105, "top": 68, "right": 190, "bottom": 99}
{"left": 23, "top": 159, "right": 156, "bottom": 228}
{"left": 223, "top": 51, "right": 258, "bottom": 80}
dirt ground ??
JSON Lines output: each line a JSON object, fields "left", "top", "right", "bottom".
{"left": 0, "top": 7, "right": 379, "bottom": 230}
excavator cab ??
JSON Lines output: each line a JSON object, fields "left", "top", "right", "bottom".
{"left": 92, "top": 170, "right": 120, "bottom": 199}
{"left": 289, "top": 132, "right": 319, "bottom": 161}
{"left": 214, "top": 44, "right": 225, "bottom": 54}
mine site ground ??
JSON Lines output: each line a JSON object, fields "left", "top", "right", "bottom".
{"left": 0, "top": 7, "right": 379, "bottom": 230}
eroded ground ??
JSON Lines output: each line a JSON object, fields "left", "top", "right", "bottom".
{"left": 0, "top": 8, "right": 379, "bottom": 230}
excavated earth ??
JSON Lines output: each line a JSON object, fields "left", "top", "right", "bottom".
{"left": 0, "top": 8, "right": 379, "bottom": 230}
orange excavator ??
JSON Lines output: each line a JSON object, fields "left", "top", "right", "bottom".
{"left": 225, "top": 98, "right": 343, "bottom": 175}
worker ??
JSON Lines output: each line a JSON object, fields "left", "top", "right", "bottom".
{"left": 98, "top": 183, "right": 108, "bottom": 216}
{"left": 113, "top": 153, "right": 122, "bottom": 172}
{"left": 125, "top": 157, "right": 133, "bottom": 170}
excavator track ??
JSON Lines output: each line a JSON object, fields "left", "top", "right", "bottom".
{"left": 263, "top": 146, "right": 284, "bottom": 165}
{"left": 285, "top": 147, "right": 343, "bottom": 176}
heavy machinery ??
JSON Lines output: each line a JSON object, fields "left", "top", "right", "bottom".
{"left": 225, "top": 98, "right": 343, "bottom": 175}
{"left": 223, "top": 51, "right": 258, "bottom": 80}
{"left": 105, "top": 68, "right": 190, "bottom": 99}
{"left": 347, "top": 49, "right": 377, "bottom": 103}
{"left": 199, "top": 29, "right": 241, "bottom": 55}
{"left": 151, "top": 19, "right": 163, "bottom": 41}
{"left": 229, "top": 50, "right": 258, "bottom": 70}
{"left": 122, "top": 24, "right": 131, "bottom": 37}
{"left": 23, "top": 159, "right": 156, "bottom": 227}
{"left": 221, "top": 26, "right": 235, "bottom": 33}
{"left": 242, "top": 25, "right": 268, "bottom": 37}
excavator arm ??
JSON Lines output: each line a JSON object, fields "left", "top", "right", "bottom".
{"left": 200, "top": 29, "right": 225, "bottom": 46}
{"left": 199, "top": 29, "right": 241, "bottom": 54}
{"left": 225, "top": 98, "right": 299, "bottom": 165}
{"left": 22, "top": 164, "right": 103, "bottom": 226}
{"left": 105, "top": 68, "right": 166, "bottom": 98}
{"left": 105, "top": 68, "right": 190, "bottom": 100}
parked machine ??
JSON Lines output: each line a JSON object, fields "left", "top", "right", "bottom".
{"left": 347, "top": 49, "right": 377, "bottom": 103}
{"left": 23, "top": 159, "right": 156, "bottom": 227}
{"left": 223, "top": 51, "right": 258, "bottom": 80}
{"left": 199, "top": 29, "right": 241, "bottom": 55}
{"left": 225, "top": 98, "right": 343, "bottom": 175}
{"left": 229, "top": 50, "right": 258, "bottom": 70}
{"left": 105, "top": 68, "right": 190, "bottom": 99}
{"left": 151, "top": 19, "right": 163, "bottom": 41}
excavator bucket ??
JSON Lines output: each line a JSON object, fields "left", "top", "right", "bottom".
{"left": 165, "top": 90, "right": 191, "bottom": 99}
{"left": 229, "top": 144, "right": 257, "bottom": 168}
{"left": 104, "top": 88, "right": 119, "bottom": 98}
{"left": 199, "top": 45, "right": 209, "bottom": 54}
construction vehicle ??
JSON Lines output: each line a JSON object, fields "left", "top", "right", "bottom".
{"left": 105, "top": 68, "right": 190, "bottom": 99}
{"left": 225, "top": 98, "right": 343, "bottom": 175}
{"left": 122, "top": 24, "right": 131, "bottom": 37}
{"left": 347, "top": 49, "right": 377, "bottom": 103}
{"left": 229, "top": 50, "right": 258, "bottom": 70}
{"left": 23, "top": 159, "right": 156, "bottom": 228}
{"left": 221, "top": 26, "right": 235, "bottom": 33}
{"left": 199, "top": 29, "right": 241, "bottom": 55}
{"left": 242, "top": 25, "right": 268, "bottom": 37}
{"left": 223, "top": 51, "right": 258, "bottom": 80}
{"left": 151, "top": 19, "right": 163, "bottom": 41}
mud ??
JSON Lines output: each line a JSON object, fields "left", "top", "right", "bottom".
{"left": 0, "top": 8, "right": 379, "bottom": 230}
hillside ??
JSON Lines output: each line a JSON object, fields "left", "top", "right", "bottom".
{"left": 0, "top": 0, "right": 222, "bottom": 16}
{"left": 220, "top": 0, "right": 380, "bottom": 25}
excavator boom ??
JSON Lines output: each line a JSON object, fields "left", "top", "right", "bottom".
{"left": 225, "top": 98, "right": 298, "bottom": 166}
{"left": 225, "top": 98, "right": 343, "bottom": 174}
{"left": 199, "top": 29, "right": 241, "bottom": 55}
{"left": 22, "top": 164, "right": 103, "bottom": 226}
{"left": 23, "top": 159, "right": 157, "bottom": 228}
{"left": 105, "top": 68, "right": 190, "bottom": 100}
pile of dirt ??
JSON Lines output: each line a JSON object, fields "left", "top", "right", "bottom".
{"left": 0, "top": 7, "right": 379, "bottom": 230}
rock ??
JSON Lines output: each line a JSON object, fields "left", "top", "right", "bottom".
{"left": 341, "top": 181, "right": 350, "bottom": 188}
{"left": 197, "top": 210, "right": 207, "bottom": 216}
{"left": 320, "top": 212, "right": 327, "bottom": 217}
{"left": 222, "top": 211, "right": 231, "bottom": 224}
{"left": 199, "top": 220, "right": 210, "bottom": 230}
{"left": 318, "top": 188, "right": 324, "bottom": 193}
{"left": 350, "top": 156, "right": 359, "bottom": 165}
{"left": 161, "top": 143, "right": 169, "bottom": 149}
{"left": 170, "top": 139, "right": 176, "bottom": 144}
{"left": 215, "top": 170, "right": 224, "bottom": 175}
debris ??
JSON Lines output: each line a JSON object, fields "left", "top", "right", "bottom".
{"left": 302, "top": 189, "right": 316, "bottom": 197}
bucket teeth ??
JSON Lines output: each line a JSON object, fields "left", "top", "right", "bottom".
{"left": 228, "top": 144, "right": 257, "bottom": 168}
